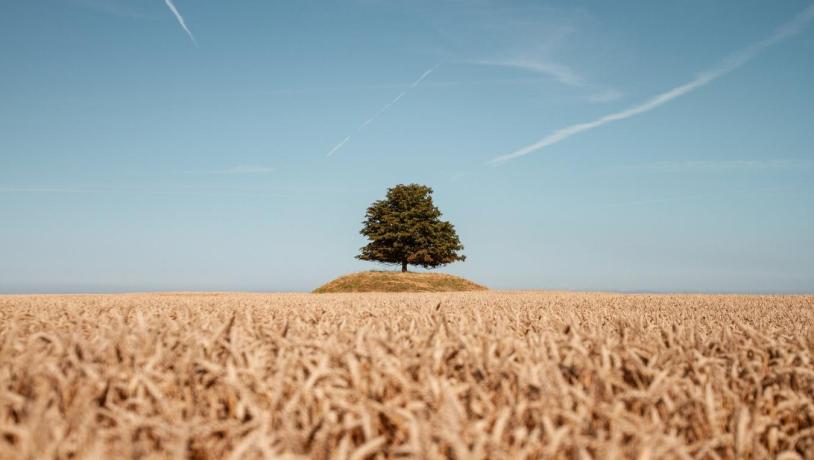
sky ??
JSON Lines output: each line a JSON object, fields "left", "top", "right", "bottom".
{"left": 1, "top": 0, "right": 813, "bottom": 294}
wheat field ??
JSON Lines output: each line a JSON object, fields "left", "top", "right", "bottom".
{"left": 0, "top": 292, "right": 812, "bottom": 459}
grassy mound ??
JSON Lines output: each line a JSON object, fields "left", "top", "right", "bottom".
{"left": 314, "top": 271, "right": 487, "bottom": 293}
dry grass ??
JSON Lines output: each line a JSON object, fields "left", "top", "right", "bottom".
{"left": 1, "top": 291, "right": 813, "bottom": 459}
{"left": 313, "top": 272, "right": 487, "bottom": 293}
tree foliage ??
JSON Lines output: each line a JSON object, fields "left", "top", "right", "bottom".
{"left": 357, "top": 184, "right": 465, "bottom": 272}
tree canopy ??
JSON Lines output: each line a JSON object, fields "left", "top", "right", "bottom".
{"left": 357, "top": 184, "right": 465, "bottom": 272}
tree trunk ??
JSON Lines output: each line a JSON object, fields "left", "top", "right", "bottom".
{"left": 401, "top": 261, "right": 407, "bottom": 272}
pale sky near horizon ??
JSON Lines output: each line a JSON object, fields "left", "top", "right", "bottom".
{"left": 1, "top": 0, "right": 813, "bottom": 293}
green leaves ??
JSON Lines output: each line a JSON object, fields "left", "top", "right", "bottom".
{"left": 357, "top": 184, "right": 465, "bottom": 270}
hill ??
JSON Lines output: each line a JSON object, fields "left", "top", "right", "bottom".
{"left": 313, "top": 271, "right": 487, "bottom": 293}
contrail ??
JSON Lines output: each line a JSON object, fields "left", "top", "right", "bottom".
{"left": 326, "top": 136, "right": 352, "bottom": 157}
{"left": 471, "top": 58, "right": 586, "bottom": 87}
{"left": 326, "top": 65, "right": 439, "bottom": 157}
{"left": 410, "top": 65, "right": 439, "bottom": 87}
{"left": 163, "top": 0, "right": 197, "bottom": 46}
{"left": 360, "top": 91, "right": 406, "bottom": 129}
{"left": 490, "top": 4, "right": 814, "bottom": 165}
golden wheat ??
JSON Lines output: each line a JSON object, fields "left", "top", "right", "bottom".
{"left": 1, "top": 292, "right": 812, "bottom": 459}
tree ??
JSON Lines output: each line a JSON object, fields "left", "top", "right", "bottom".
{"left": 357, "top": 184, "right": 466, "bottom": 272}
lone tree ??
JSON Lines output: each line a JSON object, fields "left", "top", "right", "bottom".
{"left": 357, "top": 184, "right": 466, "bottom": 272}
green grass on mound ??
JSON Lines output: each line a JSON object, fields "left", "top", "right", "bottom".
{"left": 313, "top": 271, "right": 487, "bottom": 293}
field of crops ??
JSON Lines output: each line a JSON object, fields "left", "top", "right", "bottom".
{"left": 1, "top": 292, "right": 812, "bottom": 459}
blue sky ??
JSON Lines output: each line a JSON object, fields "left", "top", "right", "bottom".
{"left": 1, "top": 0, "right": 813, "bottom": 293}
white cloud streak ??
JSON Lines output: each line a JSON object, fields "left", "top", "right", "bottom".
{"left": 359, "top": 91, "right": 406, "bottom": 129}
{"left": 410, "top": 65, "right": 438, "bottom": 87}
{"left": 326, "top": 136, "right": 352, "bottom": 157}
{"left": 490, "top": 4, "right": 814, "bottom": 165}
{"left": 326, "top": 65, "right": 439, "bottom": 157}
{"left": 470, "top": 58, "right": 622, "bottom": 103}
{"left": 476, "top": 58, "right": 586, "bottom": 87}
{"left": 163, "top": 0, "right": 197, "bottom": 46}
